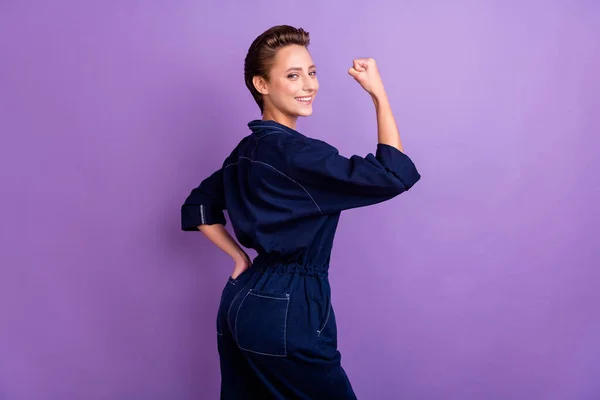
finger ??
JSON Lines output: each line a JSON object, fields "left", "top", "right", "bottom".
{"left": 353, "top": 60, "right": 366, "bottom": 72}
{"left": 348, "top": 67, "right": 359, "bottom": 78}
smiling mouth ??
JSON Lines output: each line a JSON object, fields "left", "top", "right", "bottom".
{"left": 295, "top": 96, "right": 313, "bottom": 103}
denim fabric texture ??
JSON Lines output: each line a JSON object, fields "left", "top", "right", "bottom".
{"left": 182, "top": 119, "right": 421, "bottom": 399}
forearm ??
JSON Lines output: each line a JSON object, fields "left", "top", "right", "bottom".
{"left": 198, "top": 224, "right": 247, "bottom": 262}
{"left": 371, "top": 89, "right": 403, "bottom": 152}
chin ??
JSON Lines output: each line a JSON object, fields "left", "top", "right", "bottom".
{"left": 296, "top": 108, "right": 313, "bottom": 117}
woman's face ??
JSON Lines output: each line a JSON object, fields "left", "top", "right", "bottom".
{"left": 255, "top": 44, "right": 319, "bottom": 119}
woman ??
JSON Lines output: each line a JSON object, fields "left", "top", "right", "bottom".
{"left": 181, "top": 25, "right": 420, "bottom": 399}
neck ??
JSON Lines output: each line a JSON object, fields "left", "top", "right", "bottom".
{"left": 261, "top": 108, "right": 298, "bottom": 130}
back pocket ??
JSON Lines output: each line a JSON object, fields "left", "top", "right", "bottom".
{"left": 235, "top": 289, "right": 290, "bottom": 357}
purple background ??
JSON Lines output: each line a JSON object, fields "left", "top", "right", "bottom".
{"left": 1, "top": 1, "right": 599, "bottom": 399}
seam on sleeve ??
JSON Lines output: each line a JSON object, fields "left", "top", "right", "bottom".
{"left": 251, "top": 136, "right": 258, "bottom": 158}
{"left": 254, "top": 132, "right": 283, "bottom": 140}
{"left": 231, "top": 156, "right": 322, "bottom": 215}
{"left": 223, "top": 160, "right": 241, "bottom": 170}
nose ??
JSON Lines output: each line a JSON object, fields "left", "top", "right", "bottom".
{"left": 303, "top": 77, "right": 317, "bottom": 93}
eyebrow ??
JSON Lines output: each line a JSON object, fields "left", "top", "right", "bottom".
{"left": 285, "top": 65, "right": 317, "bottom": 72}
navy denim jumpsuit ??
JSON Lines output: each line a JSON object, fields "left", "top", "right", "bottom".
{"left": 181, "top": 119, "right": 421, "bottom": 399}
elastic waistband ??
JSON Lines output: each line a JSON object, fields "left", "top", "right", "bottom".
{"left": 252, "top": 256, "right": 329, "bottom": 278}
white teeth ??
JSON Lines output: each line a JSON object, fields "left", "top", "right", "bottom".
{"left": 296, "top": 97, "right": 312, "bottom": 101}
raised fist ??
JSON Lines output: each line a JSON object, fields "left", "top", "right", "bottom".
{"left": 348, "top": 58, "right": 385, "bottom": 96}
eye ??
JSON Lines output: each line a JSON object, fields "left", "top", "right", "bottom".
{"left": 309, "top": 71, "right": 317, "bottom": 76}
{"left": 288, "top": 73, "right": 299, "bottom": 79}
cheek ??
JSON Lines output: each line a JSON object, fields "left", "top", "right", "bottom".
{"left": 271, "top": 82, "right": 293, "bottom": 98}
{"left": 285, "top": 83, "right": 300, "bottom": 96}
{"left": 275, "top": 85, "right": 299, "bottom": 103}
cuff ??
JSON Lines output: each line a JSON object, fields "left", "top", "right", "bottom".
{"left": 181, "top": 204, "right": 226, "bottom": 231}
{"left": 376, "top": 144, "right": 421, "bottom": 189}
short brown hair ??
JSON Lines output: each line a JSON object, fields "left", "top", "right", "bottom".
{"left": 244, "top": 25, "right": 311, "bottom": 114}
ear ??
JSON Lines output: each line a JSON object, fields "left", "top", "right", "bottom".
{"left": 252, "top": 76, "right": 269, "bottom": 95}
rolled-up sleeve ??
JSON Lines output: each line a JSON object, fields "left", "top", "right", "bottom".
{"left": 287, "top": 138, "right": 421, "bottom": 214}
{"left": 181, "top": 168, "right": 226, "bottom": 230}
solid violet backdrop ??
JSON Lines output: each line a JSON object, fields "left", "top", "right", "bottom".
{"left": 1, "top": 1, "right": 599, "bottom": 399}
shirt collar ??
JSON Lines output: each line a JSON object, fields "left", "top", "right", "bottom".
{"left": 248, "top": 119, "right": 304, "bottom": 138}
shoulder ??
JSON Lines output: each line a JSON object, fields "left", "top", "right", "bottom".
{"left": 287, "top": 134, "right": 339, "bottom": 157}
{"left": 280, "top": 135, "right": 342, "bottom": 172}
{"left": 220, "top": 135, "right": 252, "bottom": 168}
